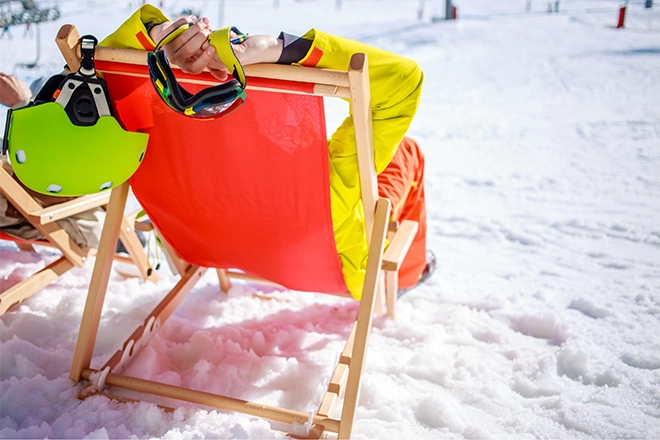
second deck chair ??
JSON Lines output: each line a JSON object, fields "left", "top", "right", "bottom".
{"left": 59, "top": 24, "right": 418, "bottom": 439}
{"left": 0, "top": 167, "right": 157, "bottom": 314}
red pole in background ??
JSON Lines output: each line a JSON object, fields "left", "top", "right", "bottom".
{"left": 452, "top": 5, "right": 458, "bottom": 19}
{"left": 616, "top": 4, "right": 627, "bottom": 28}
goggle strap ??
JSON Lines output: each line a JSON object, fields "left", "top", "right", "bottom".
{"left": 154, "top": 21, "right": 194, "bottom": 51}
{"left": 209, "top": 26, "right": 247, "bottom": 88}
{"left": 78, "top": 35, "right": 98, "bottom": 77}
{"left": 147, "top": 25, "right": 248, "bottom": 119}
{"left": 2, "top": 109, "right": 12, "bottom": 155}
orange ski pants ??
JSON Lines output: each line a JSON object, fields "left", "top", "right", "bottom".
{"left": 377, "top": 136, "right": 427, "bottom": 289}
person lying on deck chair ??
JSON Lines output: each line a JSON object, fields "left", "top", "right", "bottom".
{"left": 0, "top": 72, "right": 105, "bottom": 249}
{"left": 103, "top": 5, "right": 435, "bottom": 297}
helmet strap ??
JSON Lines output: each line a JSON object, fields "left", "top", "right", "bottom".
{"left": 78, "top": 34, "right": 98, "bottom": 77}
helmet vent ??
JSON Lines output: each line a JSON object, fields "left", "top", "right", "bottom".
{"left": 15, "top": 150, "right": 27, "bottom": 164}
{"left": 46, "top": 184, "right": 63, "bottom": 194}
{"left": 139, "top": 151, "right": 145, "bottom": 162}
{"left": 99, "top": 181, "right": 113, "bottom": 191}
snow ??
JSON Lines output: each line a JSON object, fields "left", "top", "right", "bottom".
{"left": 2, "top": 0, "right": 660, "bottom": 438}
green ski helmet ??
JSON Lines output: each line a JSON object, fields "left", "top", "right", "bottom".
{"left": 2, "top": 35, "right": 148, "bottom": 197}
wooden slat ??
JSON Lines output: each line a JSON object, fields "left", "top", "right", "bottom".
{"left": 56, "top": 25, "right": 351, "bottom": 90}
{"left": 29, "top": 192, "right": 111, "bottom": 225}
{"left": 339, "top": 323, "right": 357, "bottom": 366}
{"left": 338, "top": 198, "right": 389, "bottom": 439}
{"left": 247, "top": 63, "right": 350, "bottom": 88}
{"left": 81, "top": 368, "right": 341, "bottom": 434}
{"left": 318, "top": 392, "right": 338, "bottom": 418}
{"left": 88, "top": 69, "right": 350, "bottom": 98}
{"left": 99, "top": 391, "right": 175, "bottom": 412}
{"left": 382, "top": 220, "right": 419, "bottom": 271}
{"left": 328, "top": 363, "right": 349, "bottom": 395}
{"left": 0, "top": 257, "right": 74, "bottom": 314}
{"left": 306, "top": 424, "right": 327, "bottom": 440}
{"left": 92, "top": 46, "right": 351, "bottom": 88}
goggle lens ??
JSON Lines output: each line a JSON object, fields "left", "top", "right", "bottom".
{"left": 147, "top": 24, "right": 248, "bottom": 120}
{"left": 147, "top": 50, "right": 245, "bottom": 119}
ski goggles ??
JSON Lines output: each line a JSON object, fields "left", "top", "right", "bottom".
{"left": 147, "top": 24, "right": 248, "bottom": 119}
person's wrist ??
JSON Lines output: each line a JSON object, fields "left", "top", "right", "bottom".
{"left": 12, "top": 96, "right": 30, "bottom": 109}
{"left": 263, "top": 36, "right": 283, "bottom": 63}
{"left": 146, "top": 22, "right": 159, "bottom": 41}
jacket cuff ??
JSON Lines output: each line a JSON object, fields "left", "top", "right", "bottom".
{"left": 276, "top": 32, "right": 312, "bottom": 65}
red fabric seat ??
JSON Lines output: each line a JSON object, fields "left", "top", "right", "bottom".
{"left": 0, "top": 230, "right": 48, "bottom": 245}
{"left": 103, "top": 65, "right": 348, "bottom": 293}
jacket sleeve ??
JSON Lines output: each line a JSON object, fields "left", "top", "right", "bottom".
{"left": 100, "top": 5, "right": 169, "bottom": 50}
{"left": 295, "top": 29, "right": 424, "bottom": 175}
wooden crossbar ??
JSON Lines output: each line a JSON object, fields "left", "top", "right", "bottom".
{"left": 94, "top": 60, "right": 351, "bottom": 99}
{"left": 0, "top": 257, "right": 74, "bottom": 314}
{"left": 29, "top": 192, "right": 111, "bottom": 225}
{"left": 81, "top": 368, "right": 341, "bottom": 433}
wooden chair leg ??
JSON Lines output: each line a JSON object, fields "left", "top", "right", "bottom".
{"left": 385, "top": 271, "right": 397, "bottom": 319}
{"left": 69, "top": 182, "right": 130, "bottom": 382}
{"left": 338, "top": 198, "right": 390, "bottom": 439}
{"left": 217, "top": 269, "right": 232, "bottom": 293}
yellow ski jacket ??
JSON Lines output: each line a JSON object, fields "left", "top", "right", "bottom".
{"left": 102, "top": 5, "right": 423, "bottom": 299}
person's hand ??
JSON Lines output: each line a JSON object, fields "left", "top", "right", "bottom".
{"left": 150, "top": 17, "right": 229, "bottom": 81}
{"left": 0, "top": 72, "right": 32, "bottom": 108}
{"left": 229, "top": 34, "right": 283, "bottom": 66}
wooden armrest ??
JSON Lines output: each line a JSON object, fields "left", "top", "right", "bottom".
{"left": 29, "top": 192, "right": 112, "bottom": 225}
{"left": 381, "top": 220, "right": 418, "bottom": 271}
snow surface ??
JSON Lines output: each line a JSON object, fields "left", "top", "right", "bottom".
{"left": 1, "top": 0, "right": 660, "bottom": 438}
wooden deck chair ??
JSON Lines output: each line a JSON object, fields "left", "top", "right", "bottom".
{"left": 59, "top": 24, "right": 418, "bottom": 439}
{"left": 0, "top": 166, "right": 157, "bottom": 314}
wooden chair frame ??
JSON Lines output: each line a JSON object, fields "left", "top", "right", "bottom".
{"left": 59, "top": 24, "right": 418, "bottom": 439}
{"left": 0, "top": 166, "right": 157, "bottom": 314}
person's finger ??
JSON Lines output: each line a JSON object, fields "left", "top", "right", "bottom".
{"left": 166, "top": 18, "right": 206, "bottom": 54}
{"left": 208, "top": 55, "right": 229, "bottom": 73}
{"left": 183, "top": 45, "right": 216, "bottom": 74}
{"left": 155, "top": 16, "right": 190, "bottom": 43}
{"left": 209, "top": 68, "right": 229, "bottom": 82}
{"left": 170, "top": 25, "right": 211, "bottom": 65}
